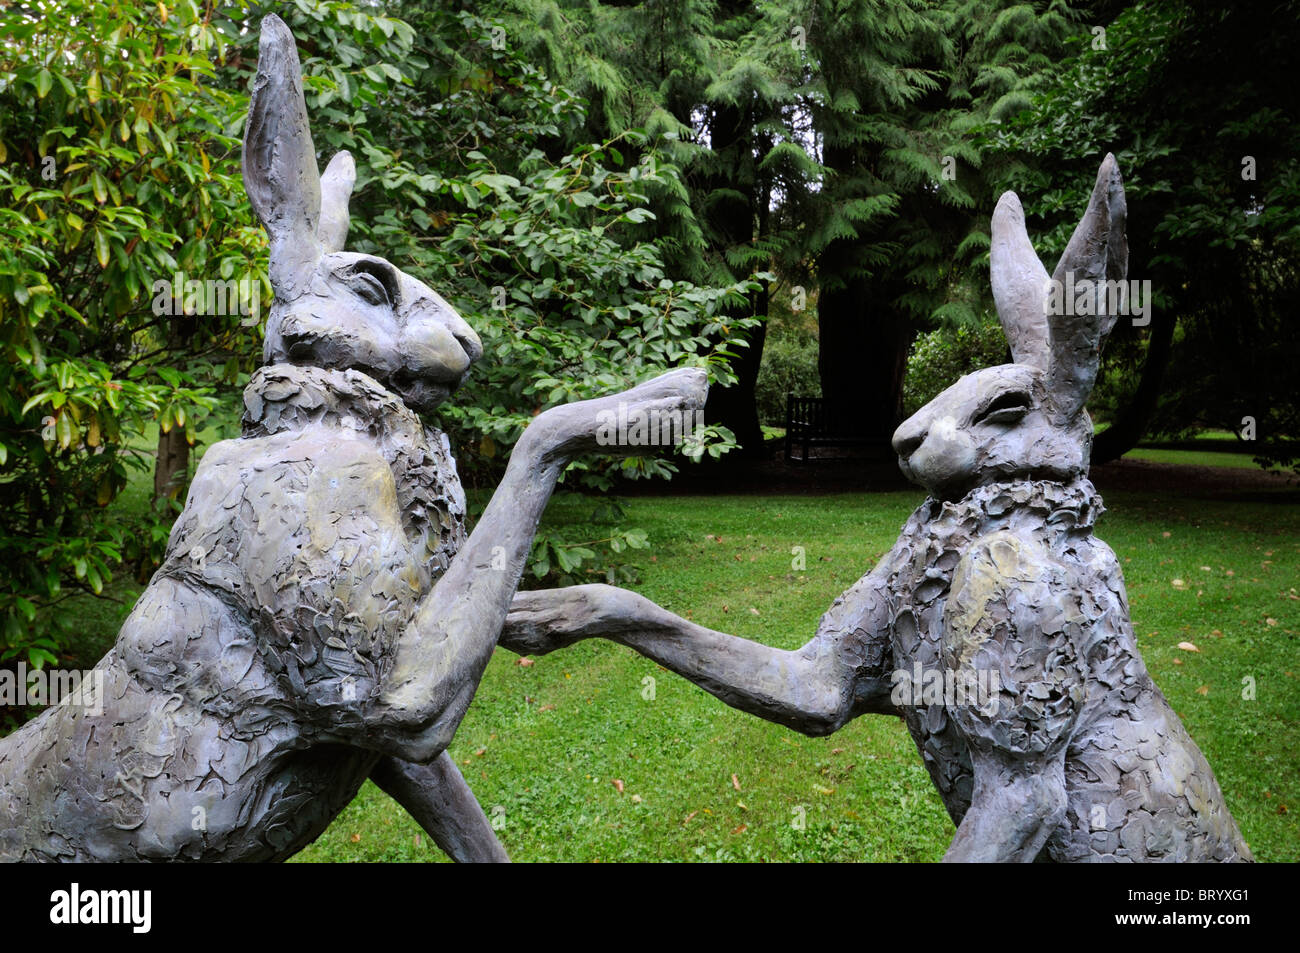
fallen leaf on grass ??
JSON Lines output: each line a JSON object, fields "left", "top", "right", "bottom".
{"left": 813, "top": 784, "right": 835, "bottom": 796}
{"left": 350, "top": 833, "right": 361, "bottom": 843}
{"left": 1196, "top": 685, "right": 1210, "bottom": 696}
{"left": 612, "top": 779, "right": 624, "bottom": 794}
{"left": 731, "top": 824, "right": 747, "bottom": 834}
{"left": 1177, "top": 641, "right": 1200, "bottom": 652}
{"left": 682, "top": 811, "right": 698, "bottom": 825}
{"left": 731, "top": 773, "right": 741, "bottom": 791}
{"left": 517, "top": 657, "right": 535, "bottom": 667}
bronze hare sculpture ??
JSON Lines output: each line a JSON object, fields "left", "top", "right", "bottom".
{"left": 503, "top": 156, "right": 1254, "bottom": 862}
{"left": 0, "top": 15, "right": 705, "bottom": 862}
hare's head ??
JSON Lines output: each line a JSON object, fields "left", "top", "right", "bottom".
{"left": 242, "top": 15, "right": 481, "bottom": 413}
{"left": 892, "top": 156, "right": 1128, "bottom": 500}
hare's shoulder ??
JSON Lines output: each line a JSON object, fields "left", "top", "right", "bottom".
{"left": 165, "top": 427, "right": 416, "bottom": 604}
{"left": 181, "top": 427, "right": 404, "bottom": 537}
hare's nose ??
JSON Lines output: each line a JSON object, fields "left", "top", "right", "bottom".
{"left": 452, "top": 322, "right": 482, "bottom": 364}
{"left": 892, "top": 419, "right": 926, "bottom": 460}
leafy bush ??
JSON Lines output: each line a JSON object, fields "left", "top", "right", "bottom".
{"left": 0, "top": 0, "right": 265, "bottom": 666}
{"left": 755, "top": 324, "right": 821, "bottom": 427}
{"left": 902, "top": 318, "right": 1010, "bottom": 416}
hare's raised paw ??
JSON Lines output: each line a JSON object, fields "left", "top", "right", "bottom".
{"left": 521, "top": 367, "right": 709, "bottom": 466}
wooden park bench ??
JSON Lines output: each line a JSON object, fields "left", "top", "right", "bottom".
{"left": 784, "top": 395, "right": 876, "bottom": 462}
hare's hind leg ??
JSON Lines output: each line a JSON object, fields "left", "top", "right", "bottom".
{"left": 370, "top": 754, "right": 509, "bottom": 863}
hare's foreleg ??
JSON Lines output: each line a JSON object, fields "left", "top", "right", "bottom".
{"left": 500, "top": 578, "right": 898, "bottom": 735}
{"left": 370, "top": 754, "right": 509, "bottom": 863}
{"left": 371, "top": 369, "right": 707, "bottom": 760}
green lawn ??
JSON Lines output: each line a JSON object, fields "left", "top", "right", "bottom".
{"left": 30, "top": 444, "right": 1300, "bottom": 863}
{"left": 1122, "top": 447, "right": 1269, "bottom": 470}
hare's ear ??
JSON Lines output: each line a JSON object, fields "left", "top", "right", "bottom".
{"left": 1045, "top": 154, "right": 1128, "bottom": 419}
{"left": 990, "top": 190, "right": 1051, "bottom": 369}
{"left": 242, "top": 15, "right": 322, "bottom": 297}
{"left": 318, "top": 151, "right": 355, "bottom": 253}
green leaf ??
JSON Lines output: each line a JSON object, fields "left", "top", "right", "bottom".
{"left": 21, "top": 391, "right": 55, "bottom": 415}
{"left": 93, "top": 229, "right": 111, "bottom": 269}
{"left": 56, "top": 412, "right": 74, "bottom": 449}
{"left": 28, "top": 647, "right": 58, "bottom": 669}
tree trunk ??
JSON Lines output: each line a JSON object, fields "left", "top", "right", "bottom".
{"left": 815, "top": 135, "right": 911, "bottom": 453}
{"left": 699, "top": 100, "right": 767, "bottom": 457}
{"left": 154, "top": 314, "right": 196, "bottom": 503}
{"left": 154, "top": 426, "right": 191, "bottom": 502}
{"left": 1091, "top": 312, "right": 1176, "bottom": 464}
{"left": 816, "top": 246, "right": 911, "bottom": 450}
{"left": 705, "top": 290, "right": 769, "bottom": 454}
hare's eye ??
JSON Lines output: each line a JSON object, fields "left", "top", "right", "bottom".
{"left": 975, "top": 390, "right": 1032, "bottom": 425}
{"left": 350, "top": 270, "right": 391, "bottom": 307}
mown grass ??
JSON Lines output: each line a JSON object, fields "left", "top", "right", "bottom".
{"left": 1123, "top": 447, "right": 1269, "bottom": 470}
{"left": 31, "top": 441, "right": 1298, "bottom": 863}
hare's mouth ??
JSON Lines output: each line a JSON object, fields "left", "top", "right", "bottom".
{"left": 390, "top": 369, "right": 464, "bottom": 413}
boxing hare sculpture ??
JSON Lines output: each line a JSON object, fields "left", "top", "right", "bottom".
{"left": 503, "top": 156, "right": 1254, "bottom": 862}
{"left": 0, "top": 15, "right": 706, "bottom": 862}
